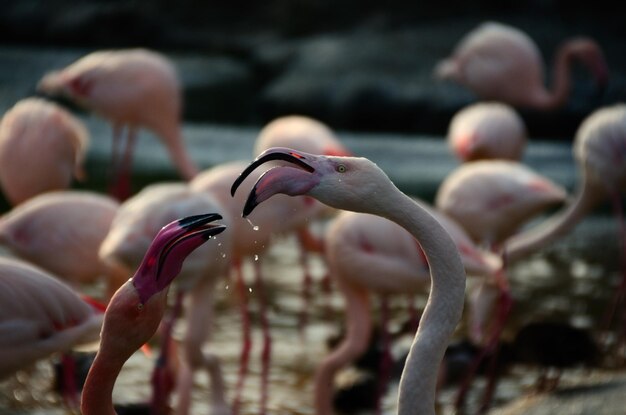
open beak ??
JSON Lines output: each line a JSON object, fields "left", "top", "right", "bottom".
{"left": 132, "top": 213, "right": 226, "bottom": 303}
{"left": 230, "top": 147, "right": 317, "bottom": 217}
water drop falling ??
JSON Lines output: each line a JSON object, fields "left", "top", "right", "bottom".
{"left": 254, "top": 254, "right": 259, "bottom": 261}
{"left": 246, "top": 217, "right": 259, "bottom": 231}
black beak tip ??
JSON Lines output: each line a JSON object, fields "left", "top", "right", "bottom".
{"left": 203, "top": 224, "right": 227, "bottom": 240}
{"left": 178, "top": 213, "right": 223, "bottom": 229}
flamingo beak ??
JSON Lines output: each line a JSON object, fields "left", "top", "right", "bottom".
{"left": 132, "top": 213, "right": 226, "bottom": 303}
{"left": 230, "top": 147, "right": 318, "bottom": 217}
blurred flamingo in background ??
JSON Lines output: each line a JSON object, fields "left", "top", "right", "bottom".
{"left": 0, "top": 97, "right": 89, "bottom": 206}
{"left": 0, "top": 191, "right": 120, "bottom": 297}
{"left": 231, "top": 147, "right": 467, "bottom": 415}
{"left": 191, "top": 159, "right": 328, "bottom": 415}
{"left": 447, "top": 102, "right": 527, "bottom": 162}
{"left": 435, "top": 21, "right": 608, "bottom": 110}
{"left": 0, "top": 256, "right": 104, "bottom": 407}
{"left": 81, "top": 213, "right": 226, "bottom": 415}
{"left": 99, "top": 183, "right": 232, "bottom": 415}
{"left": 37, "top": 48, "right": 199, "bottom": 200}
{"left": 505, "top": 104, "right": 626, "bottom": 345}
{"left": 314, "top": 207, "right": 500, "bottom": 415}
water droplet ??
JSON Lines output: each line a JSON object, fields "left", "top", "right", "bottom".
{"left": 222, "top": 253, "right": 226, "bottom": 258}
{"left": 246, "top": 217, "right": 259, "bottom": 231}
{"left": 248, "top": 287, "right": 252, "bottom": 293}
{"left": 225, "top": 285, "right": 229, "bottom": 290}
{"left": 254, "top": 254, "right": 259, "bottom": 261}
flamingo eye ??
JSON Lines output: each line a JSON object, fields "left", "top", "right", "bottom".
{"left": 336, "top": 164, "right": 347, "bottom": 173}
{"left": 137, "top": 303, "right": 144, "bottom": 311}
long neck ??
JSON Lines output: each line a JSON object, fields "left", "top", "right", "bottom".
{"left": 314, "top": 280, "right": 372, "bottom": 415}
{"left": 505, "top": 178, "right": 603, "bottom": 263}
{"left": 372, "top": 189, "right": 466, "bottom": 415}
{"left": 81, "top": 347, "right": 126, "bottom": 415}
{"left": 533, "top": 41, "right": 578, "bottom": 110}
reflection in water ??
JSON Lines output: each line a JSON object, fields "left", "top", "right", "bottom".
{"left": 0, "top": 213, "right": 621, "bottom": 414}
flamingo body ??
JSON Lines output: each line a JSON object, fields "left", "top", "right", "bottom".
{"left": 447, "top": 102, "right": 526, "bottom": 162}
{"left": 435, "top": 160, "right": 567, "bottom": 247}
{"left": 0, "top": 191, "right": 119, "bottom": 287}
{"left": 0, "top": 257, "right": 103, "bottom": 379}
{"left": 0, "top": 98, "right": 89, "bottom": 205}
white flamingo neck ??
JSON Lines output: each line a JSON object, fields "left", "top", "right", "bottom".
{"left": 532, "top": 40, "right": 580, "bottom": 110}
{"left": 375, "top": 189, "right": 466, "bottom": 415}
{"left": 505, "top": 178, "right": 602, "bottom": 263}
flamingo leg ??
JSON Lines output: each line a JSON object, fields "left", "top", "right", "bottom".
{"left": 297, "top": 233, "right": 312, "bottom": 340}
{"left": 116, "top": 126, "right": 137, "bottom": 201}
{"left": 455, "top": 270, "right": 513, "bottom": 413}
{"left": 601, "top": 193, "right": 626, "bottom": 356}
{"left": 232, "top": 259, "right": 251, "bottom": 415}
{"left": 150, "top": 290, "right": 185, "bottom": 415}
{"left": 60, "top": 352, "right": 79, "bottom": 409}
{"left": 107, "top": 123, "right": 124, "bottom": 197}
{"left": 376, "top": 296, "right": 393, "bottom": 415}
{"left": 253, "top": 259, "right": 271, "bottom": 415}
{"left": 176, "top": 280, "right": 230, "bottom": 415}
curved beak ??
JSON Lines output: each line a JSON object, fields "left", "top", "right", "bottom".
{"left": 230, "top": 147, "right": 318, "bottom": 218}
{"left": 230, "top": 147, "right": 315, "bottom": 197}
{"left": 132, "top": 213, "right": 226, "bottom": 303}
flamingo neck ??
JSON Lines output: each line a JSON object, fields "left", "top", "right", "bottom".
{"left": 314, "top": 281, "right": 372, "bottom": 415}
{"left": 532, "top": 41, "right": 579, "bottom": 110}
{"left": 371, "top": 189, "right": 466, "bottom": 415}
{"left": 81, "top": 347, "right": 126, "bottom": 415}
{"left": 505, "top": 177, "right": 603, "bottom": 263}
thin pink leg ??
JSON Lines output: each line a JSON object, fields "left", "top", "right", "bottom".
{"left": 254, "top": 259, "right": 271, "bottom": 415}
{"left": 602, "top": 194, "right": 626, "bottom": 355}
{"left": 150, "top": 290, "right": 185, "bottom": 415}
{"left": 60, "top": 353, "right": 79, "bottom": 409}
{"left": 232, "top": 259, "right": 251, "bottom": 415}
{"left": 114, "top": 126, "right": 137, "bottom": 201}
{"left": 297, "top": 240, "right": 312, "bottom": 339}
{"left": 455, "top": 270, "right": 513, "bottom": 413}
{"left": 107, "top": 123, "right": 123, "bottom": 197}
{"left": 376, "top": 296, "right": 393, "bottom": 415}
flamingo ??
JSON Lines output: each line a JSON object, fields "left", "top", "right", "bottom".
{"left": 435, "top": 160, "right": 567, "bottom": 250}
{"left": 231, "top": 147, "right": 467, "bottom": 415}
{"left": 37, "top": 48, "right": 198, "bottom": 199}
{"left": 504, "top": 103, "right": 626, "bottom": 344}
{"left": 435, "top": 21, "right": 608, "bottom": 110}
{"left": 309, "top": 207, "right": 499, "bottom": 414}
{"left": 0, "top": 191, "right": 120, "bottom": 297}
{"left": 0, "top": 97, "right": 89, "bottom": 206}
{"left": 447, "top": 102, "right": 527, "bottom": 162}
{"left": 80, "top": 213, "right": 226, "bottom": 415}
{"left": 190, "top": 160, "right": 328, "bottom": 414}
{"left": 0, "top": 256, "right": 104, "bottom": 405}
{"left": 98, "top": 183, "right": 232, "bottom": 415}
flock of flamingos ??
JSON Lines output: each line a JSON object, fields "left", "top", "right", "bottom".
{"left": 0, "top": 20, "right": 624, "bottom": 415}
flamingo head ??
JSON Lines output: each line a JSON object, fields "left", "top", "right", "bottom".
{"left": 231, "top": 147, "right": 395, "bottom": 217}
{"left": 131, "top": 213, "right": 226, "bottom": 304}
{"left": 568, "top": 38, "right": 609, "bottom": 89}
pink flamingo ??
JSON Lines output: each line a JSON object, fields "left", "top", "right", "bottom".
{"left": 447, "top": 102, "right": 527, "bottom": 162}
{"left": 231, "top": 146, "right": 467, "bottom": 415}
{"left": 191, "top": 160, "right": 327, "bottom": 414}
{"left": 0, "top": 256, "right": 104, "bottom": 406}
{"left": 0, "top": 191, "right": 120, "bottom": 297}
{"left": 37, "top": 48, "right": 199, "bottom": 199}
{"left": 0, "top": 97, "right": 89, "bottom": 206}
{"left": 80, "top": 213, "right": 226, "bottom": 415}
{"left": 504, "top": 104, "right": 626, "bottom": 339}
{"left": 311, "top": 207, "right": 500, "bottom": 415}
{"left": 435, "top": 21, "right": 608, "bottom": 110}
{"left": 99, "top": 182, "right": 232, "bottom": 415}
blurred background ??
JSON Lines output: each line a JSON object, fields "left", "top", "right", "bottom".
{"left": 2, "top": 0, "right": 625, "bottom": 137}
